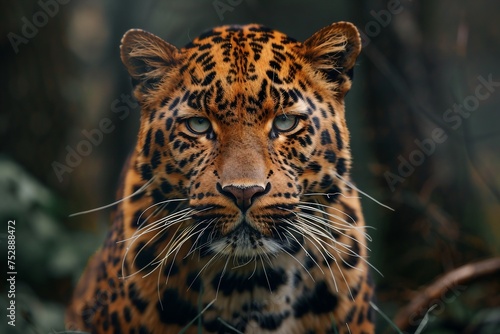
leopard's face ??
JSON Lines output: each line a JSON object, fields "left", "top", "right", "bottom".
{"left": 121, "top": 23, "right": 361, "bottom": 260}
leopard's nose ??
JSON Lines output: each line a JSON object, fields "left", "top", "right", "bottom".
{"left": 218, "top": 183, "right": 270, "bottom": 212}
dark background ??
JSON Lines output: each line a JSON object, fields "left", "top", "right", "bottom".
{"left": 1, "top": 0, "right": 499, "bottom": 333}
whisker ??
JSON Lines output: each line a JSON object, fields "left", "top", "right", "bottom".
{"left": 302, "top": 191, "right": 360, "bottom": 202}
{"left": 292, "top": 217, "right": 382, "bottom": 278}
{"left": 293, "top": 218, "right": 361, "bottom": 260}
{"left": 295, "top": 207, "right": 356, "bottom": 231}
{"left": 286, "top": 225, "right": 339, "bottom": 290}
{"left": 335, "top": 173, "right": 394, "bottom": 211}
{"left": 121, "top": 207, "right": 199, "bottom": 280}
{"left": 163, "top": 228, "right": 198, "bottom": 281}
{"left": 298, "top": 201, "right": 358, "bottom": 225}
{"left": 156, "top": 250, "right": 166, "bottom": 310}
{"left": 130, "top": 198, "right": 190, "bottom": 231}
{"left": 281, "top": 226, "right": 323, "bottom": 276}
{"left": 296, "top": 202, "right": 361, "bottom": 230}
{"left": 69, "top": 177, "right": 156, "bottom": 217}
{"left": 289, "top": 223, "right": 340, "bottom": 292}
{"left": 281, "top": 206, "right": 372, "bottom": 253}
{"left": 231, "top": 254, "right": 255, "bottom": 269}
{"left": 258, "top": 254, "right": 273, "bottom": 293}
{"left": 185, "top": 219, "right": 216, "bottom": 258}
{"left": 295, "top": 220, "right": 356, "bottom": 299}
{"left": 125, "top": 211, "right": 193, "bottom": 244}
{"left": 294, "top": 212, "right": 372, "bottom": 252}
{"left": 131, "top": 228, "right": 169, "bottom": 275}
{"left": 157, "top": 225, "right": 199, "bottom": 310}
{"left": 121, "top": 205, "right": 212, "bottom": 247}
{"left": 276, "top": 229, "right": 314, "bottom": 281}
{"left": 117, "top": 203, "right": 191, "bottom": 245}
{"left": 187, "top": 244, "right": 227, "bottom": 292}
{"left": 331, "top": 250, "right": 355, "bottom": 300}
{"left": 247, "top": 257, "right": 258, "bottom": 279}
{"left": 214, "top": 253, "right": 231, "bottom": 299}
{"left": 286, "top": 209, "right": 377, "bottom": 295}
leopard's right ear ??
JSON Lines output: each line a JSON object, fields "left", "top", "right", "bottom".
{"left": 120, "top": 29, "right": 181, "bottom": 86}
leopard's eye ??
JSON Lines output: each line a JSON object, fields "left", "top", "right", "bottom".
{"left": 273, "top": 114, "right": 298, "bottom": 132}
{"left": 186, "top": 117, "right": 211, "bottom": 134}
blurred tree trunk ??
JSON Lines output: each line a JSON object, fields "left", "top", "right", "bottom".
{"left": 1, "top": 0, "right": 77, "bottom": 305}
{"left": 353, "top": 0, "right": 498, "bottom": 330}
{"left": 1, "top": 1, "right": 74, "bottom": 191}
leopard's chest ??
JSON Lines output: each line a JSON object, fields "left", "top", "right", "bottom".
{"left": 131, "top": 249, "right": 343, "bottom": 334}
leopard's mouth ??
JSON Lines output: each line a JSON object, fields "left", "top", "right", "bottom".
{"left": 226, "top": 220, "right": 264, "bottom": 247}
{"left": 196, "top": 218, "right": 303, "bottom": 259}
{"left": 204, "top": 220, "right": 266, "bottom": 256}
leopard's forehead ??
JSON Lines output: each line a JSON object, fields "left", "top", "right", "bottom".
{"left": 184, "top": 24, "right": 300, "bottom": 58}
{"left": 171, "top": 25, "right": 313, "bottom": 125}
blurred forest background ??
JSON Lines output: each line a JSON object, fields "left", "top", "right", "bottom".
{"left": 1, "top": 0, "right": 499, "bottom": 333}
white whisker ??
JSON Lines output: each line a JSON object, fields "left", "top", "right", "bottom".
{"left": 335, "top": 173, "right": 394, "bottom": 211}
{"left": 259, "top": 254, "right": 273, "bottom": 293}
{"left": 303, "top": 192, "right": 360, "bottom": 201}
{"left": 214, "top": 254, "right": 231, "bottom": 299}
{"left": 294, "top": 212, "right": 371, "bottom": 252}
{"left": 288, "top": 223, "right": 340, "bottom": 292}
{"left": 298, "top": 201, "right": 357, "bottom": 225}
{"left": 187, "top": 244, "right": 227, "bottom": 292}
{"left": 286, "top": 225, "right": 339, "bottom": 290}
{"left": 292, "top": 213, "right": 383, "bottom": 278}
{"left": 281, "top": 227, "right": 322, "bottom": 277}
{"left": 69, "top": 177, "right": 156, "bottom": 217}
{"left": 186, "top": 219, "right": 216, "bottom": 258}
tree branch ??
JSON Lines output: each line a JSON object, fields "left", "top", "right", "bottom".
{"left": 393, "top": 257, "right": 500, "bottom": 331}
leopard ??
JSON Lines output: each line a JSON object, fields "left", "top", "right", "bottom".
{"left": 66, "top": 21, "right": 376, "bottom": 334}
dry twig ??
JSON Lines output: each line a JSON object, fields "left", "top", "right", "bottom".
{"left": 393, "top": 257, "right": 500, "bottom": 331}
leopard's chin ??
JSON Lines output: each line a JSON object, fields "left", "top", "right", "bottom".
{"left": 208, "top": 222, "right": 271, "bottom": 257}
{"left": 204, "top": 220, "right": 303, "bottom": 260}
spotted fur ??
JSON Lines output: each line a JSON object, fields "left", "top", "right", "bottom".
{"left": 66, "top": 22, "right": 375, "bottom": 334}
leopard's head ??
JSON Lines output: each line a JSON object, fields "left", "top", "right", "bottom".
{"left": 120, "top": 23, "right": 361, "bottom": 260}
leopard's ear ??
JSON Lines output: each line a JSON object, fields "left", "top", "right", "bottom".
{"left": 120, "top": 29, "right": 181, "bottom": 86}
{"left": 303, "top": 22, "right": 361, "bottom": 95}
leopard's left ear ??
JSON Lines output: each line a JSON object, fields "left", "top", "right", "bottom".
{"left": 302, "top": 22, "right": 361, "bottom": 95}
